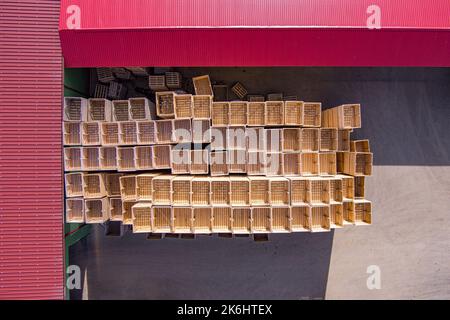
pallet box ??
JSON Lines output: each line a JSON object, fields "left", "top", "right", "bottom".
{"left": 64, "top": 97, "right": 87, "bottom": 122}
{"left": 135, "top": 146, "right": 154, "bottom": 170}
{"left": 301, "top": 152, "right": 319, "bottom": 176}
{"left": 330, "top": 203, "right": 344, "bottom": 228}
{"left": 119, "top": 175, "right": 136, "bottom": 201}
{"left": 320, "top": 128, "right": 338, "bottom": 151}
{"left": 82, "top": 147, "right": 101, "bottom": 171}
{"left": 149, "top": 75, "right": 168, "bottom": 91}
{"left": 269, "top": 177, "right": 290, "bottom": 206}
{"left": 84, "top": 198, "right": 109, "bottom": 224}
{"left": 65, "top": 198, "right": 85, "bottom": 223}
{"left": 136, "top": 174, "right": 158, "bottom": 201}
{"left": 174, "top": 94, "right": 193, "bottom": 119}
{"left": 289, "top": 177, "right": 309, "bottom": 206}
{"left": 230, "top": 177, "right": 250, "bottom": 206}
{"left": 117, "top": 147, "right": 136, "bottom": 171}
{"left": 172, "top": 207, "right": 193, "bottom": 233}
{"left": 82, "top": 122, "right": 101, "bottom": 146}
{"left": 152, "top": 145, "right": 172, "bottom": 169}
{"left": 229, "top": 102, "right": 247, "bottom": 126}
{"left": 122, "top": 200, "right": 137, "bottom": 225}
{"left": 137, "top": 121, "right": 156, "bottom": 145}
{"left": 155, "top": 120, "right": 174, "bottom": 144}
{"left": 247, "top": 151, "right": 265, "bottom": 175}
{"left": 155, "top": 91, "right": 175, "bottom": 118}
{"left": 337, "top": 129, "right": 351, "bottom": 151}
{"left": 210, "top": 177, "right": 230, "bottom": 206}
{"left": 227, "top": 149, "right": 247, "bottom": 174}
{"left": 63, "top": 122, "right": 81, "bottom": 146}
{"left": 212, "top": 207, "right": 232, "bottom": 233}
{"left": 112, "top": 100, "right": 130, "bottom": 121}
{"left": 171, "top": 147, "right": 190, "bottom": 174}
{"left": 211, "top": 102, "right": 229, "bottom": 126}
{"left": 271, "top": 207, "right": 291, "bottom": 233}
{"left": 105, "top": 173, "right": 122, "bottom": 197}
{"left": 283, "top": 152, "right": 301, "bottom": 176}
{"left": 192, "top": 207, "right": 213, "bottom": 234}
{"left": 65, "top": 172, "right": 83, "bottom": 198}
{"left": 192, "top": 95, "right": 212, "bottom": 119}
{"left": 152, "top": 175, "right": 174, "bottom": 205}
{"left": 210, "top": 151, "right": 229, "bottom": 176}
{"left": 88, "top": 98, "right": 112, "bottom": 122}
{"left": 265, "top": 101, "right": 284, "bottom": 126}
{"left": 339, "top": 152, "right": 373, "bottom": 176}
{"left": 100, "top": 146, "right": 117, "bottom": 170}
{"left": 322, "top": 104, "right": 361, "bottom": 129}
{"left": 251, "top": 207, "right": 271, "bottom": 233}
{"left": 350, "top": 139, "right": 370, "bottom": 152}
{"left": 310, "top": 204, "right": 331, "bottom": 232}
{"left": 129, "top": 97, "right": 156, "bottom": 120}
{"left": 132, "top": 202, "right": 152, "bottom": 233}
{"left": 353, "top": 199, "right": 372, "bottom": 225}
{"left": 191, "top": 177, "right": 211, "bottom": 206}
{"left": 247, "top": 102, "right": 265, "bottom": 126}
{"left": 290, "top": 205, "right": 311, "bottom": 232}
{"left": 151, "top": 206, "right": 172, "bottom": 233}
{"left": 190, "top": 149, "right": 209, "bottom": 174}
{"left": 309, "top": 178, "right": 330, "bottom": 205}
{"left": 301, "top": 128, "right": 319, "bottom": 152}
{"left": 192, "top": 75, "right": 213, "bottom": 96}
{"left": 319, "top": 152, "right": 337, "bottom": 176}
{"left": 101, "top": 122, "right": 119, "bottom": 146}
{"left": 282, "top": 128, "right": 301, "bottom": 152}
{"left": 284, "top": 101, "right": 303, "bottom": 126}
{"left": 265, "top": 152, "right": 283, "bottom": 176}
{"left": 302, "top": 102, "right": 322, "bottom": 127}
{"left": 172, "top": 176, "right": 192, "bottom": 206}
{"left": 64, "top": 147, "right": 82, "bottom": 171}
{"left": 231, "top": 82, "right": 247, "bottom": 99}
{"left": 165, "top": 72, "right": 182, "bottom": 89}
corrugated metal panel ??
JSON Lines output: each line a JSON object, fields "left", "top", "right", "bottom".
{"left": 0, "top": 0, "right": 64, "bottom": 299}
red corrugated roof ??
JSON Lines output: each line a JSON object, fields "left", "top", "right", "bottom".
{"left": 0, "top": 0, "right": 64, "bottom": 300}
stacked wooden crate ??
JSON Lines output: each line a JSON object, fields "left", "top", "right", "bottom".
{"left": 63, "top": 74, "right": 372, "bottom": 235}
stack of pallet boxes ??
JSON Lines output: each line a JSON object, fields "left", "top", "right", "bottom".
{"left": 63, "top": 74, "right": 373, "bottom": 236}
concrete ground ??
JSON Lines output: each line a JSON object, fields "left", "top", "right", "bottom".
{"left": 70, "top": 67, "right": 450, "bottom": 299}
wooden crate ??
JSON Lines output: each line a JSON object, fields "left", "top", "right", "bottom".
{"left": 193, "top": 207, "right": 212, "bottom": 234}
{"left": 172, "top": 176, "right": 192, "bottom": 206}
{"left": 165, "top": 72, "right": 182, "bottom": 89}
{"left": 93, "top": 83, "right": 109, "bottom": 99}
{"left": 173, "top": 119, "right": 192, "bottom": 144}
{"left": 337, "top": 129, "right": 351, "bottom": 151}
{"left": 230, "top": 177, "right": 250, "bottom": 206}
{"left": 336, "top": 174, "right": 354, "bottom": 200}
{"left": 265, "top": 101, "right": 284, "bottom": 126}
{"left": 342, "top": 200, "right": 355, "bottom": 225}
{"left": 282, "top": 128, "right": 301, "bottom": 152}
{"left": 65, "top": 172, "right": 83, "bottom": 198}
{"left": 174, "top": 94, "right": 193, "bottom": 119}
{"left": 267, "top": 93, "right": 283, "bottom": 101}
{"left": 64, "top": 147, "right": 82, "bottom": 171}
{"left": 289, "top": 177, "right": 309, "bottom": 206}
{"left": 339, "top": 152, "right": 373, "bottom": 176}
{"left": 97, "top": 67, "right": 115, "bottom": 83}
{"left": 85, "top": 198, "right": 109, "bottom": 223}
{"left": 192, "top": 75, "right": 213, "bottom": 96}
{"left": 211, "top": 102, "right": 229, "bottom": 126}
{"left": 82, "top": 147, "right": 101, "bottom": 171}
{"left": 265, "top": 152, "right": 283, "bottom": 176}
{"left": 251, "top": 207, "right": 271, "bottom": 233}
{"left": 354, "top": 176, "right": 365, "bottom": 198}
{"left": 231, "top": 82, "right": 247, "bottom": 99}
{"left": 155, "top": 120, "right": 174, "bottom": 144}
{"left": 119, "top": 175, "right": 136, "bottom": 201}
{"left": 271, "top": 207, "right": 291, "bottom": 233}
{"left": 249, "top": 177, "right": 270, "bottom": 206}
{"left": 117, "top": 147, "right": 136, "bottom": 171}
{"left": 227, "top": 149, "right": 247, "bottom": 173}
{"left": 63, "top": 122, "right": 81, "bottom": 146}
{"left": 152, "top": 145, "right": 172, "bottom": 169}
{"left": 112, "top": 67, "right": 132, "bottom": 80}
{"left": 301, "top": 152, "right": 319, "bottom": 176}
{"left": 309, "top": 178, "right": 330, "bottom": 204}
{"left": 322, "top": 104, "right": 361, "bottom": 129}
{"left": 211, "top": 177, "right": 230, "bottom": 206}
{"left": 112, "top": 100, "right": 130, "bottom": 121}
{"left": 284, "top": 101, "right": 303, "bottom": 126}
{"left": 320, "top": 128, "right": 338, "bottom": 151}
{"left": 101, "top": 122, "right": 119, "bottom": 146}
{"left": 232, "top": 207, "right": 252, "bottom": 234}
{"left": 129, "top": 97, "right": 156, "bottom": 120}
{"left": 135, "top": 146, "right": 154, "bottom": 170}
{"left": 269, "top": 177, "right": 290, "bottom": 206}
{"left": 172, "top": 207, "right": 193, "bottom": 233}
{"left": 302, "top": 102, "right": 321, "bottom": 127}
{"left": 119, "top": 121, "right": 137, "bottom": 145}
{"left": 65, "top": 198, "right": 85, "bottom": 223}
{"left": 64, "top": 97, "right": 87, "bottom": 122}
{"left": 192, "top": 95, "right": 212, "bottom": 119}
{"left": 248, "top": 95, "right": 265, "bottom": 102}
{"left": 210, "top": 151, "right": 228, "bottom": 176}
{"left": 247, "top": 102, "right": 265, "bottom": 126}
{"left": 88, "top": 98, "right": 112, "bottom": 122}
{"left": 212, "top": 207, "right": 232, "bottom": 233}
{"left": 122, "top": 200, "right": 137, "bottom": 225}
{"left": 247, "top": 151, "right": 265, "bottom": 175}
{"left": 108, "top": 82, "right": 126, "bottom": 99}
{"left": 191, "top": 177, "right": 211, "bottom": 206}
{"left": 350, "top": 139, "right": 370, "bottom": 152}
{"left": 329, "top": 177, "right": 343, "bottom": 203}
{"left": 283, "top": 152, "right": 301, "bottom": 176}
{"left": 227, "top": 127, "right": 247, "bottom": 150}
{"left": 106, "top": 173, "right": 122, "bottom": 197}
{"left": 330, "top": 203, "right": 344, "bottom": 228}
{"left": 310, "top": 204, "right": 331, "bottom": 232}
{"left": 171, "top": 147, "right": 190, "bottom": 174}
{"left": 100, "top": 146, "right": 117, "bottom": 170}
{"left": 137, "top": 121, "right": 156, "bottom": 145}
{"left": 353, "top": 199, "right": 372, "bottom": 225}
{"left": 155, "top": 91, "right": 175, "bottom": 118}
{"left": 246, "top": 127, "right": 266, "bottom": 151}
{"left": 132, "top": 202, "right": 152, "bottom": 233}
{"left": 301, "top": 128, "right": 319, "bottom": 152}
{"left": 265, "top": 129, "right": 282, "bottom": 152}
{"left": 192, "top": 119, "right": 211, "bottom": 143}
{"left": 82, "top": 122, "right": 101, "bottom": 146}
{"left": 210, "top": 127, "right": 227, "bottom": 150}
{"left": 152, "top": 206, "right": 172, "bottom": 233}
{"left": 136, "top": 174, "right": 159, "bottom": 201}
{"left": 213, "top": 84, "right": 228, "bottom": 101}
{"left": 229, "top": 102, "right": 247, "bottom": 126}
{"left": 149, "top": 75, "right": 168, "bottom": 91}
{"left": 190, "top": 149, "right": 209, "bottom": 174}
{"left": 290, "top": 205, "right": 311, "bottom": 232}
{"left": 152, "top": 175, "right": 174, "bottom": 205}
{"left": 319, "top": 152, "right": 337, "bottom": 176}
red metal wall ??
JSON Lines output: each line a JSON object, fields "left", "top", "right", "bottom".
{"left": 0, "top": 0, "right": 64, "bottom": 299}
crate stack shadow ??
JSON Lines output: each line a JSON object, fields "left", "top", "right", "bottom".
{"left": 64, "top": 73, "right": 373, "bottom": 237}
